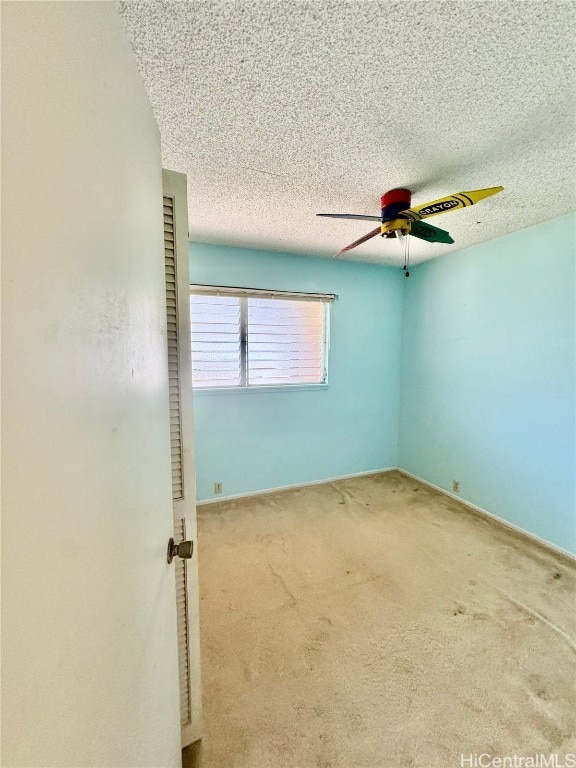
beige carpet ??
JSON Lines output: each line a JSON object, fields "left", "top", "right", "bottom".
{"left": 185, "top": 471, "right": 576, "bottom": 768}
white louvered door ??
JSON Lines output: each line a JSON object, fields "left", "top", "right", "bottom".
{"left": 163, "top": 169, "right": 202, "bottom": 746}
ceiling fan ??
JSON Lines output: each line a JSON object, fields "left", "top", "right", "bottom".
{"left": 317, "top": 186, "right": 503, "bottom": 276}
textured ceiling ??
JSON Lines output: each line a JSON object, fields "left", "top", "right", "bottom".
{"left": 119, "top": 1, "right": 575, "bottom": 266}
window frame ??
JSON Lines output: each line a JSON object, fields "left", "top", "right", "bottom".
{"left": 189, "top": 285, "right": 335, "bottom": 393}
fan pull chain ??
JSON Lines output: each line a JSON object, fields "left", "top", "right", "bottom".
{"left": 406, "top": 235, "right": 410, "bottom": 278}
{"left": 403, "top": 233, "right": 410, "bottom": 278}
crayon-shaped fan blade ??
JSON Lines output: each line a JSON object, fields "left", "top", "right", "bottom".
{"left": 410, "top": 220, "right": 454, "bottom": 244}
{"left": 399, "top": 186, "right": 504, "bottom": 222}
{"left": 317, "top": 213, "right": 383, "bottom": 222}
{"left": 335, "top": 226, "right": 381, "bottom": 257}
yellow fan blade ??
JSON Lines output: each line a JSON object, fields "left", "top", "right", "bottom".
{"left": 399, "top": 186, "right": 503, "bottom": 222}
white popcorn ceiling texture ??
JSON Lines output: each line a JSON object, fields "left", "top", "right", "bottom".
{"left": 119, "top": 1, "right": 575, "bottom": 266}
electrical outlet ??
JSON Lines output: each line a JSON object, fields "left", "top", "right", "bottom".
{"left": 214, "top": 482, "right": 222, "bottom": 494}
{"left": 452, "top": 480, "right": 460, "bottom": 493}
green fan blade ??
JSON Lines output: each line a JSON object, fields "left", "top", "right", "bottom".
{"left": 410, "top": 220, "right": 454, "bottom": 244}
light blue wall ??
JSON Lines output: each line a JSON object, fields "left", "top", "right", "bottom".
{"left": 190, "top": 219, "right": 575, "bottom": 554}
{"left": 189, "top": 243, "right": 404, "bottom": 501}
{"left": 398, "top": 214, "right": 576, "bottom": 553}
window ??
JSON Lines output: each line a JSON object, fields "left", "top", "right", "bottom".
{"left": 189, "top": 286, "right": 334, "bottom": 389}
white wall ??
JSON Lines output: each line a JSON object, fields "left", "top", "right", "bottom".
{"left": 1, "top": 3, "right": 181, "bottom": 766}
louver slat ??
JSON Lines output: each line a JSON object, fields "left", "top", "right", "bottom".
{"left": 164, "top": 196, "right": 183, "bottom": 502}
{"left": 164, "top": 194, "right": 192, "bottom": 731}
{"left": 174, "top": 517, "right": 191, "bottom": 726}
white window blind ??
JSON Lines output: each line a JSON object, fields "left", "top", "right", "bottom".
{"left": 190, "top": 287, "right": 334, "bottom": 389}
{"left": 189, "top": 294, "right": 241, "bottom": 387}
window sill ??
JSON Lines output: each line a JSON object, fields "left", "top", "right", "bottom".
{"left": 192, "top": 383, "right": 329, "bottom": 396}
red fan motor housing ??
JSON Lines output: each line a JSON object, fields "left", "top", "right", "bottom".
{"left": 381, "top": 188, "right": 411, "bottom": 221}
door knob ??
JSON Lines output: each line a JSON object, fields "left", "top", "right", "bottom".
{"left": 167, "top": 537, "right": 193, "bottom": 564}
